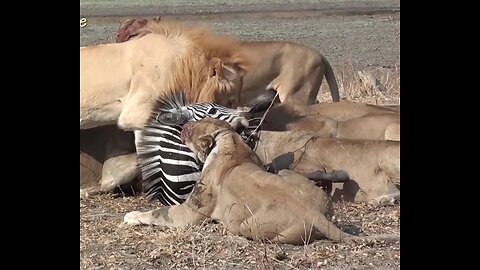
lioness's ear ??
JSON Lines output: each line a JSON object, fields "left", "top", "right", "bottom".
{"left": 198, "top": 135, "right": 214, "bottom": 151}
{"left": 153, "top": 16, "right": 162, "bottom": 22}
{"left": 120, "top": 19, "right": 135, "bottom": 29}
{"left": 209, "top": 57, "right": 243, "bottom": 82}
{"left": 134, "top": 18, "right": 148, "bottom": 28}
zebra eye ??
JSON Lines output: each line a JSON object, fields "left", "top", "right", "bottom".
{"left": 208, "top": 107, "right": 217, "bottom": 114}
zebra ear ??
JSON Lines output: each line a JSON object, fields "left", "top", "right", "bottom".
{"left": 198, "top": 135, "right": 214, "bottom": 151}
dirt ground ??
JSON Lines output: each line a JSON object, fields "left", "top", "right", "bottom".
{"left": 80, "top": 1, "right": 400, "bottom": 269}
{"left": 80, "top": 1, "right": 400, "bottom": 72}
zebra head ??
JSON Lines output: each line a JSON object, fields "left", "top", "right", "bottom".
{"left": 136, "top": 91, "right": 253, "bottom": 205}
{"left": 154, "top": 93, "right": 250, "bottom": 132}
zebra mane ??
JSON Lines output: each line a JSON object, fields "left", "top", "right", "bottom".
{"left": 145, "top": 90, "right": 191, "bottom": 125}
{"left": 153, "top": 90, "right": 189, "bottom": 113}
{"left": 136, "top": 90, "right": 196, "bottom": 204}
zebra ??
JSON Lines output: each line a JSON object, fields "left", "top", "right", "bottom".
{"left": 135, "top": 91, "right": 258, "bottom": 206}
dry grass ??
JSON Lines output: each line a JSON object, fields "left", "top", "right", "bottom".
{"left": 80, "top": 194, "right": 399, "bottom": 270}
{"left": 80, "top": 65, "right": 400, "bottom": 269}
{"left": 319, "top": 64, "right": 400, "bottom": 105}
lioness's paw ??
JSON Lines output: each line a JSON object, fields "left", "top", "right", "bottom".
{"left": 377, "top": 195, "right": 400, "bottom": 206}
{"left": 80, "top": 187, "right": 101, "bottom": 199}
{"left": 124, "top": 211, "right": 143, "bottom": 225}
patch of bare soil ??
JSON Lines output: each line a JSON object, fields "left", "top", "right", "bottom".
{"left": 80, "top": 194, "right": 399, "bottom": 269}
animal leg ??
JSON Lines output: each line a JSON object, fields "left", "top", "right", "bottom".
{"left": 302, "top": 68, "right": 323, "bottom": 103}
{"left": 303, "top": 169, "right": 351, "bottom": 194}
{"left": 267, "top": 75, "right": 305, "bottom": 105}
{"left": 118, "top": 84, "right": 156, "bottom": 131}
{"left": 100, "top": 153, "right": 140, "bottom": 192}
{"left": 265, "top": 152, "right": 294, "bottom": 173}
{"left": 99, "top": 129, "right": 139, "bottom": 192}
{"left": 80, "top": 101, "right": 123, "bottom": 130}
{"left": 303, "top": 170, "right": 350, "bottom": 183}
{"left": 125, "top": 179, "right": 215, "bottom": 227}
{"left": 80, "top": 186, "right": 103, "bottom": 198}
{"left": 124, "top": 204, "right": 208, "bottom": 228}
{"left": 384, "top": 122, "right": 400, "bottom": 141}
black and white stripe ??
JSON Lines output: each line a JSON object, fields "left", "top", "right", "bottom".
{"left": 136, "top": 91, "right": 254, "bottom": 205}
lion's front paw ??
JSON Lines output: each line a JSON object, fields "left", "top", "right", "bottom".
{"left": 124, "top": 211, "right": 144, "bottom": 225}
{"left": 377, "top": 194, "right": 400, "bottom": 206}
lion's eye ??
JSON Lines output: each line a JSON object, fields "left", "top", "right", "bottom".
{"left": 208, "top": 108, "right": 217, "bottom": 114}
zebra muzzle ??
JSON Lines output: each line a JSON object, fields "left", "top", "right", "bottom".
{"left": 156, "top": 111, "right": 190, "bottom": 125}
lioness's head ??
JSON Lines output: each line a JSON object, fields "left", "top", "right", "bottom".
{"left": 116, "top": 16, "right": 161, "bottom": 43}
{"left": 180, "top": 118, "right": 245, "bottom": 163}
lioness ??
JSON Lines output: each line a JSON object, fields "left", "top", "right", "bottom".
{"left": 166, "top": 118, "right": 399, "bottom": 203}
{"left": 251, "top": 111, "right": 400, "bottom": 141}
{"left": 248, "top": 89, "right": 399, "bottom": 121}
{"left": 115, "top": 17, "right": 340, "bottom": 105}
{"left": 124, "top": 118, "right": 399, "bottom": 245}
{"left": 246, "top": 90, "right": 400, "bottom": 141}
{"left": 103, "top": 94, "right": 399, "bottom": 203}
{"left": 81, "top": 21, "right": 249, "bottom": 131}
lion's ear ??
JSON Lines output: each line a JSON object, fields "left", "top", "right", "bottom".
{"left": 208, "top": 57, "right": 243, "bottom": 82}
{"left": 134, "top": 18, "right": 148, "bottom": 28}
{"left": 153, "top": 16, "right": 162, "bottom": 22}
{"left": 198, "top": 135, "right": 214, "bottom": 151}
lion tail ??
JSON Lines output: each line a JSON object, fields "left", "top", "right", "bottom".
{"left": 310, "top": 212, "right": 351, "bottom": 242}
{"left": 322, "top": 56, "right": 341, "bottom": 102}
{"left": 311, "top": 212, "right": 400, "bottom": 244}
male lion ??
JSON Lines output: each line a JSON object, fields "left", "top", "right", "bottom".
{"left": 80, "top": 22, "right": 249, "bottom": 194}
{"left": 115, "top": 17, "right": 340, "bottom": 105}
{"left": 81, "top": 21, "right": 249, "bottom": 131}
{"left": 124, "top": 118, "right": 399, "bottom": 245}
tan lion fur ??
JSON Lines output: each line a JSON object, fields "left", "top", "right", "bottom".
{"left": 183, "top": 118, "right": 399, "bottom": 203}
{"left": 81, "top": 22, "right": 249, "bottom": 131}
{"left": 123, "top": 118, "right": 399, "bottom": 245}
{"left": 115, "top": 17, "right": 340, "bottom": 105}
{"left": 254, "top": 130, "right": 400, "bottom": 203}
{"left": 267, "top": 100, "right": 400, "bottom": 121}
{"left": 80, "top": 126, "right": 141, "bottom": 197}
{"left": 245, "top": 100, "right": 400, "bottom": 141}
{"left": 81, "top": 22, "right": 250, "bottom": 193}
